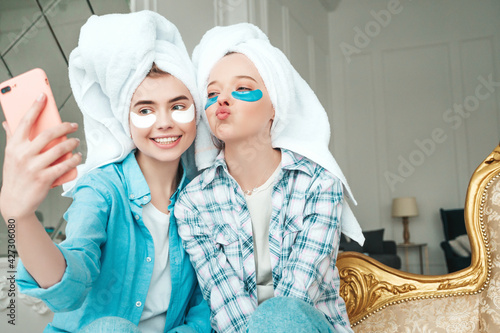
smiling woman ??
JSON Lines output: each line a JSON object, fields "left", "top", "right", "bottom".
{"left": 0, "top": 10, "right": 211, "bottom": 333}
{"left": 129, "top": 71, "right": 197, "bottom": 186}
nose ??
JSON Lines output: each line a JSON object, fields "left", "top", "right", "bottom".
{"left": 217, "top": 90, "right": 231, "bottom": 106}
{"left": 154, "top": 109, "right": 174, "bottom": 130}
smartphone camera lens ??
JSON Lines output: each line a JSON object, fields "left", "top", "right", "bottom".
{"left": 1, "top": 86, "right": 11, "bottom": 94}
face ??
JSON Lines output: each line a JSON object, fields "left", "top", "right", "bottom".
{"left": 205, "top": 53, "right": 274, "bottom": 144}
{"left": 129, "top": 74, "right": 196, "bottom": 165}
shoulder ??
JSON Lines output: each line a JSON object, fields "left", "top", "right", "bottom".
{"left": 176, "top": 163, "right": 232, "bottom": 216}
{"left": 72, "top": 162, "right": 126, "bottom": 202}
{"left": 177, "top": 168, "right": 211, "bottom": 210}
{"left": 282, "top": 149, "right": 341, "bottom": 187}
{"left": 181, "top": 162, "right": 226, "bottom": 194}
{"left": 77, "top": 162, "right": 122, "bottom": 186}
{"left": 183, "top": 170, "right": 205, "bottom": 192}
{"left": 280, "top": 151, "right": 343, "bottom": 204}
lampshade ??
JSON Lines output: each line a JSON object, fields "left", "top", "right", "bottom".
{"left": 392, "top": 197, "right": 419, "bottom": 217}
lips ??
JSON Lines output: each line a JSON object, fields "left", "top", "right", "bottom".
{"left": 216, "top": 106, "right": 230, "bottom": 120}
{"left": 150, "top": 136, "right": 182, "bottom": 148}
{"left": 153, "top": 136, "right": 180, "bottom": 144}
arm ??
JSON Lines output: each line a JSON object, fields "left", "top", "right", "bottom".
{"left": 175, "top": 194, "right": 255, "bottom": 333}
{"left": 275, "top": 175, "right": 343, "bottom": 302}
{"left": 0, "top": 94, "right": 81, "bottom": 288}
{"left": 16, "top": 179, "right": 111, "bottom": 311}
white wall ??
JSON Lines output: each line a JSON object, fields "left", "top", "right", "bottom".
{"left": 152, "top": 0, "right": 331, "bottom": 111}
{"left": 329, "top": 0, "right": 500, "bottom": 274}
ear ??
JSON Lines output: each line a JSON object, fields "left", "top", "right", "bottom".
{"left": 127, "top": 113, "right": 134, "bottom": 139}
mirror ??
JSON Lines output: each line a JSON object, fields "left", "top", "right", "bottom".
{"left": 0, "top": 0, "right": 130, "bottom": 256}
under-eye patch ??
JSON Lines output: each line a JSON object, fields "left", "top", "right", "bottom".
{"left": 204, "top": 89, "right": 263, "bottom": 109}
{"left": 172, "top": 104, "right": 195, "bottom": 123}
{"left": 205, "top": 96, "right": 218, "bottom": 110}
{"left": 231, "top": 89, "right": 263, "bottom": 102}
{"left": 130, "top": 112, "right": 156, "bottom": 128}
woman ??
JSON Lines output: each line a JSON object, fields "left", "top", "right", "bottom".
{"left": 175, "top": 23, "right": 364, "bottom": 332}
{"left": 0, "top": 11, "right": 210, "bottom": 332}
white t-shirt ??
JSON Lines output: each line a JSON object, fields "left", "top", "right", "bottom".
{"left": 138, "top": 203, "right": 171, "bottom": 332}
{"left": 244, "top": 164, "right": 281, "bottom": 304}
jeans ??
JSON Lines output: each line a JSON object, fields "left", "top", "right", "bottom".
{"left": 79, "top": 298, "right": 346, "bottom": 333}
{"left": 247, "top": 297, "right": 340, "bottom": 333}
{"left": 79, "top": 316, "right": 141, "bottom": 333}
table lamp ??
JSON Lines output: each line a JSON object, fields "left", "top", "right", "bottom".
{"left": 392, "top": 197, "right": 419, "bottom": 244}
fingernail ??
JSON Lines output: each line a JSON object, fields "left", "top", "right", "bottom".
{"left": 37, "top": 93, "right": 45, "bottom": 101}
{"left": 71, "top": 122, "right": 78, "bottom": 128}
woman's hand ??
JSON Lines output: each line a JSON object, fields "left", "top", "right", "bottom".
{"left": 0, "top": 93, "right": 82, "bottom": 221}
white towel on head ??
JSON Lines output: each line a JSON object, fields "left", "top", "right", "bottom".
{"left": 63, "top": 10, "right": 202, "bottom": 196}
{"left": 192, "top": 23, "right": 364, "bottom": 245}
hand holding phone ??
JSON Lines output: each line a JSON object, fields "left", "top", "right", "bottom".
{"left": 0, "top": 91, "right": 77, "bottom": 290}
{"left": 0, "top": 68, "right": 78, "bottom": 187}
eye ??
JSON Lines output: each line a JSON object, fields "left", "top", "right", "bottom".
{"left": 172, "top": 104, "right": 185, "bottom": 111}
{"left": 237, "top": 86, "right": 251, "bottom": 91}
{"left": 139, "top": 108, "right": 153, "bottom": 115}
{"left": 207, "top": 92, "right": 219, "bottom": 98}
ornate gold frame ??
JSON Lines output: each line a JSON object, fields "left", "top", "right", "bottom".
{"left": 337, "top": 144, "right": 499, "bottom": 326}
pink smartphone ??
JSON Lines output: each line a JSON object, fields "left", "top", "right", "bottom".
{"left": 0, "top": 68, "right": 77, "bottom": 188}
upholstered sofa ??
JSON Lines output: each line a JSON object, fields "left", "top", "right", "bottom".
{"left": 337, "top": 144, "right": 500, "bottom": 332}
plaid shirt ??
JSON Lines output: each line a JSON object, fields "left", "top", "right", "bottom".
{"left": 175, "top": 149, "right": 352, "bottom": 333}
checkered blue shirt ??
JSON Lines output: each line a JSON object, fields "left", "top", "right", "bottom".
{"left": 175, "top": 149, "right": 352, "bottom": 333}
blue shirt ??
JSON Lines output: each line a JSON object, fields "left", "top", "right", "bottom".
{"left": 17, "top": 152, "right": 211, "bottom": 333}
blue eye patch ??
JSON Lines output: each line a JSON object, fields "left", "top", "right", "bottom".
{"left": 204, "top": 89, "right": 263, "bottom": 110}
{"left": 205, "top": 96, "right": 218, "bottom": 110}
{"left": 231, "top": 89, "right": 263, "bottom": 102}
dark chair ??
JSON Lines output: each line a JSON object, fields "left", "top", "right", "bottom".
{"left": 370, "top": 241, "right": 401, "bottom": 269}
{"left": 339, "top": 230, "right": 401, "bottom": 270}
{"left": 439, "top": 208, "right": 471, "bottom": 273}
